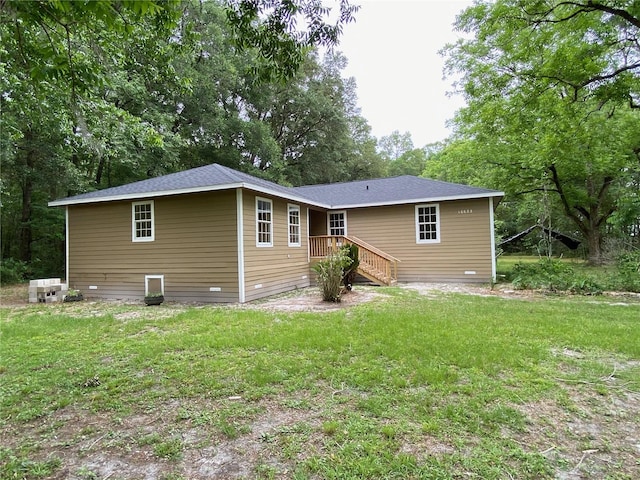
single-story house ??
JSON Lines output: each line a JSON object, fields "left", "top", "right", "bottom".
{"left": 49, "top": 163, "right": 504, "bottom": 303}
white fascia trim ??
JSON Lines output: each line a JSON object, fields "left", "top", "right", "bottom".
{"left": 48, "top": 182, "right": 331, "bottom": 208}
{"left": 48, "top": 183, "right": 246, "bottom": 207}
{"left": 48, "top": 181, "right": 504, "bottom": 212}
{"left": 246, "top": 186, "right": 330, "bottom": 209}
{"left": 330, "top": 192, "right": 505, "bottom": 210}
{"left": 236, "top": 188, "right": 245, "bottom": 303}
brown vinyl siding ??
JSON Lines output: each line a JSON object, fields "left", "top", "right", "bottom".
{"left": 242, "top": 192, "right": 310, "bottom": 302}
{"left": 67, "top": 190, "right": 240, "bottom": 302}
{"left": 342, "top": 198, "right": 493, "bottom": 282}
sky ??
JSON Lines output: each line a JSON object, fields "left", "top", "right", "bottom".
{"left": 333, "top": 0, "right": 474, "bottom": 148}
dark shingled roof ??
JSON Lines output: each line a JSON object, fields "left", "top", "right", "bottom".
{"left": 49, "top": 164, "right": 304, "bottom": 206}
{"left": 293, "top": 175, "right": 502, "bottom": 207}
{"left": 50, "top": 163, "right": 503, "bottom": 208}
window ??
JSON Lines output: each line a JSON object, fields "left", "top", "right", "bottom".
{"left": 132, "top": 201, "right": 155, "bottom": 242}
{"left": 288, "top": 204, "right": 301, "bottom": 247}
{"left": 256, "top": 197, "right": 273, "bottom": 246}
{"left": 328, "top": 211, "right": 346, "bottom": 236}
{"left": 416, "top": 204, "right": 440, "bottom": 244}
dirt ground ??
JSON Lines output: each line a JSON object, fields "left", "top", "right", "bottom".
{"left": 2, "top": 283, "right": 639, "bottom": 479}
{"left": 2, "top": 281, "right": 639, "bottom": 311}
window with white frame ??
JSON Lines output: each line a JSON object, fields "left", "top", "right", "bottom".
{"left": 328, "top": 211, "right": 346, "bottom": 236}
{"left": 132, "top": 201, "right": 155, "bottom": 242}
{"left": 256, "top": 197, "right": 273, "bottom": 246}
{"left": 416, "top": 204, "right": 440, "bottom": 243}
{"left": 288, "top": 204, "right": 301, "bottom": 247}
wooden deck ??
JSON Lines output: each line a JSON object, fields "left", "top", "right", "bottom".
{"left": 309, "top": 235, "right": 400, "bottom": 286}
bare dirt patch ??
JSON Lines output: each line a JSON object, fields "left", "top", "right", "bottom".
{"left": 6, "top": 378, "right": 639, "bottom": 479}
{"left": 239, "top": 285, "right": 386, "bottom": 312}
{"left": 1, "top": 394, "right": 325, "bottom": 480}
{"left": 516, "top": 382, "right": 640, "bottom": 478}
{"left": 3, "top": 281, "right": 638, "bottom": 313}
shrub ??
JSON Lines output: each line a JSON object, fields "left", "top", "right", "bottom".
{"left": 569, "top": 275, "right": 603, "bottom": 295}
{"left": 511, "top": 258, "right": 602, "bottom": 294}
{"left": 341, "top": 243, "right": 359, "bottom": 288}
{"left": 0, "top": 258, "right": 29, "bottom": 285}
{"left": 610, "top": 250, "right": 640, "bottom": 293}
{"left": 512, "top": 259, "right": 572, "bottom": 291}
{"left": 313, "top": 251, "right": 349, "bottom": 302}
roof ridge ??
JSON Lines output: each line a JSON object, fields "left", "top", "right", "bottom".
{"left": 294, "top": 174, "right": 414, "bottom": 190}
{"left": 50, "top": 163, "right": 503, "bottom": 208}
{"left": 210, "top": 163, "right": 245, "bottom": 183}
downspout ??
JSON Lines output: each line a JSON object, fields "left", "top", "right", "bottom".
{"left": 489, "top": 197, "right": 496, "bottom": 282}
{"left": 236, "top": 188, "right": 245, "bottom": 303}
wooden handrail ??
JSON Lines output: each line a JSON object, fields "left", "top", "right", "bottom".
{"left": 309, "top": 235, "right": 400, "bottom": 285}
{"left": 346, "top": 236, "right": 401, "bottom": 263}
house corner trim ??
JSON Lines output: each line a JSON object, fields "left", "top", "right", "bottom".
{"left": 236, "top": 188, "right": 245, "bottom": 303}
{"left": 489, "top": 197, "right": 497, "bottom": 282}
{"left": 65, "top": 206, "right": 69, "bottom": 284}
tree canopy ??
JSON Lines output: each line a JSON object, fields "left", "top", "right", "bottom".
{"left": 1, "top": 0, "right": 382, "bottom": 279}
{"left": 432, "top": 0, "right": 640, "bottom": 263}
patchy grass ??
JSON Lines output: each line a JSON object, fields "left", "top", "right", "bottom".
{"left": 1, "top": 287, "right": 639, "bottom": 479}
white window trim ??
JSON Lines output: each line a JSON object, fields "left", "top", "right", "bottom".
{"left": 256, "top": 196, "right": 273, "bottom": 247}
{"left": 287, "top": 203, "right": 301, "bottom": 247}
{"left": 328, "top": 210, "right": 347, "bottom": 236}
{"left": 145, "top": 274, "right": 164, "bottom": 296}
{"left": 415, "top": 203, "right": 441, "bottom": 244}
{"left": 132, "top": 200, "right": 155, "bottom": 242}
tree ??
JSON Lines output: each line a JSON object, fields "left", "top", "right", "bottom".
{"left": 173, "top": 4, "right": 377, "bottom": 186}
{"left": 1, "top": 0, "right": 182, "bottom": 104}
{"left": 225, "top": 0, "right": 359, "bottom": 81}
{"left": 1, "top": 0, "right": 183, "bottom": 273}
{"left": 261, "top": 51, "right": 364, "bottom": 184}
{"left": 388, "top": 148, "right": 428, "bottom": 177}
{"left": 345, "top": 115, "right": 387, "bottom": 180}
{"left": 449, "top": 0, "right": 639, "bottom": 109}
{"left": 0, "top": 0, "right": 366, "bottom": 276}
{"left": 378, "top": 130, "right": 414, "bottom": 161}
{"left": 441, "top": 0, "right": 640, "bottom": 263}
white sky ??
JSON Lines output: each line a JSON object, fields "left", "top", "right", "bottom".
{"left": 334, "top": 0, "right": 474, "bottom": 148}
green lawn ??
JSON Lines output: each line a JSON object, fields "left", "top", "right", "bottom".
{"left": 1, "top": 288, "right": 639, "bottom": 479}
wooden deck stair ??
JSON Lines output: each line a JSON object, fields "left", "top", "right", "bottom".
{"left": 309, "top": 235, "right": 400, "bottom": 286}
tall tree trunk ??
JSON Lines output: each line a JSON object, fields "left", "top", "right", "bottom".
{"left": 95, "top": 155, "right": 106, "bottom": 185}
{"left": 584, "top": 225, "right": 603, "bottom": 265}
{"left": 19, "top": 147, "right": 35, "bottom": 263}
{"left": 548, "top": 164, "right": 612, "bottom": 265}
